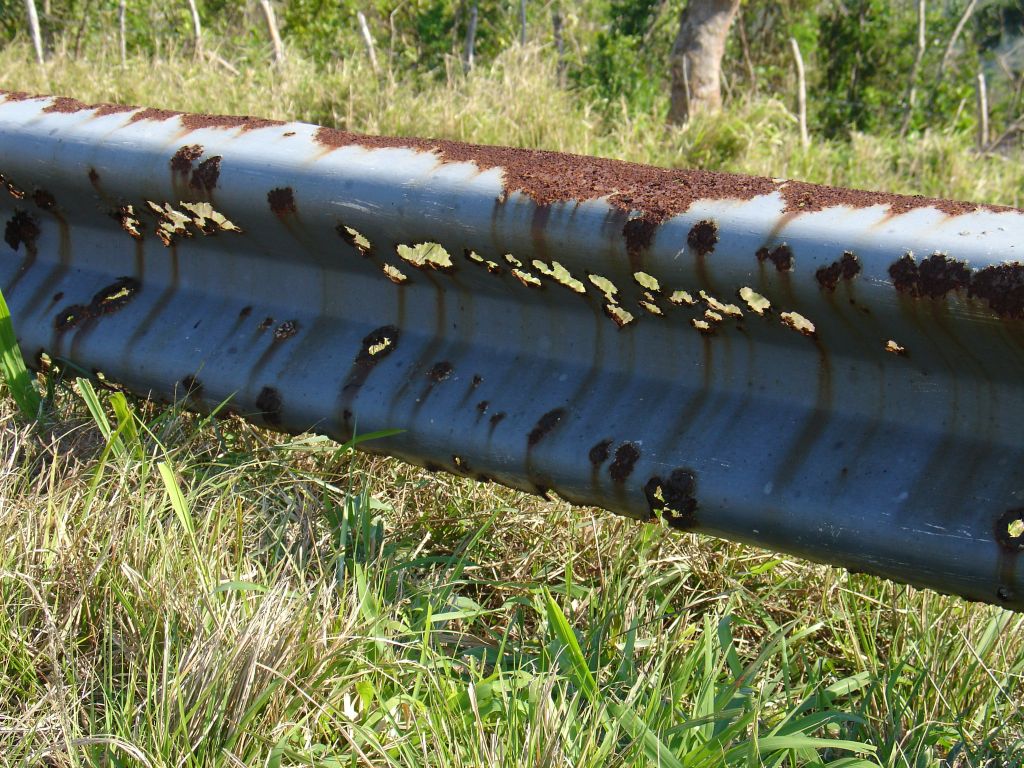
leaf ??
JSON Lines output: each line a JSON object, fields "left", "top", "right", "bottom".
{"left": 0, "top": 285, "right": 40, "bottom": 418}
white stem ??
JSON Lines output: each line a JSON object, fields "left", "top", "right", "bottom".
{"left": 789, "top": 37, "right": 808, "bottom": 149}
{"left": 260, "top": 0, "right": 285, "bottom": 66}
{"left": 357, "top": 11, "right": 379, "bottom": 73}
{"left": 24, "top": 0, "right": 44, "bottom": 65}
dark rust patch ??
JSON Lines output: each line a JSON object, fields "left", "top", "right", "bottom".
{"left": 53, "top": 276, "right": 140, "bottom": 332}
{"left": 32, "top": 189, "right": 56, "bottom": 210}
{"left": 4, "top": 211, "right": 39, "bottom": 251}
{"left": 969, "top": 263, "right": 1024, "bottom": 320}
{"left": 255, "top": 386, "right": 283, "bottom": 426}
{"left": 190, "top": 156, "right": 221, "bottom": 192}
{"left": 356, "top": 325, "right": 400, "bottom": 364}
{"left": 274, "top": 320, "right": 299, "bottom": 340}
{"left": 471, "top": 374, "right": 483, "bottom": 388}
{"left": 239, "top": 305, "right": 252, "bottom": 318}
{"left": 589, "top": 438, "right": 612, "bottom": 466}
{"left": 52, "top": 292, "right": 63, "bottom": 302}
{"left": 88, "top": 168, "right": 100, "bottom": 185}
{"left": 816, "top": 251, "right": 861, "bottom": 291}
{"left": 756, "top": 244, "right": 794, "bottom": 272}
{"left": 428, "top": 361, "right": 454, "bottom": 382}
{"left": 170, "top": 144, "right": 204, "bottom": 173}
{"left": 644, "top": 469, "right": 698, "bottom": 529}
{"left": 527, "top": 407, "right": 565, "bottom": 447}
{"left": 889, "top": 252, "right": 971, "bottom": 298}
{"left": 687, "top": 219, "right": 718, "bottom": 257}
{"left": 623, "top": 217, "right": 657, "bottom": 261}
{"left": 179, "top": 374, "right": 203, "bottom": 399}
{"left": 608, "top": 442, "right": 640, "bottom": 482}
{"left": 995, "top": 508, "right": 1024, "bottom": 553}
{"left": 475, "top": 400, "right": 489, "bottom": 414}
{"left": 258, "top": 317, "right": 274, "bottom": 331}
{"left": 489, "top": 412, "right": 506, "bottom": 429}
{"left": 268, "top": 187, "right": 296, "bottom": 214}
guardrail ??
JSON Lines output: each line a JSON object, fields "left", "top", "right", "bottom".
{"left": 1, "top": 90, "right": 1022, "bottom": 609}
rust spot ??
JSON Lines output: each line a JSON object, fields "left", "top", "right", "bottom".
{"left": 32, "top": 189, "right": 56, "bottom": 210}
{"left": 255, "top": 386, "right": 283, "bottom": 426}
{"left": 489, "top": 412, "right": 506, "bottom": 429}
{"left": 239, "top": 305, "right": 252, "bottom": 318}
{"left": 528, "top": 408, "right": 565, "bottom": 447}
{"left": 756, "top": 244, "right": 793, "bottom": 272}
{"left": 4, "top": 211, "right": 39, "bottom": 251}
{"left": 190, "top": 156, "right": 222, "bottom": 192}
{"left": 274, "top": 320, "right": 299, "bottom": 340}
{"left": 471, "top": 374, "right": 483, "bottom": 388}
{"left": 88, "top": 168, "right": 100, "bottom": 185}
{"left": 816, "top": 251, "right": 861, "bottom": 290}
{"left": 268, "top": 187, "right": 296, "bottom": 214}
{"left": 589, "top": 438, "right": 612, "bottom": 466}
{"left": 995, "top": 508, "right": 1024, "bottom": 552}
{"left": 608, "top": 442, "right": 640, "bottom": 482}
{"left": 258, "top": 317, "right": 274, "bottom": 330}
{"left": 54, "top": 276, "right": 141, "bottom": 331}
{"left": 623, "top": 217, "right": 657, "bottom": 262}
{"left": 42, "top": 96, "right": 93, "bottom": 113}
{"left": 179, "top": 374, "right": 203, "bottom": 399}
{"left": 1, "top": 172, "right": 25, "bottom": 199}
{"left": 889, "top": 252, "right": 971, "bottom": 298}
{"left": 129, "top": 107, "right": 183, "bottom": 124}
{"left": 780, "top": 179, "right": 1015, "bottom": 217}
{"left": 687, "top": 219, "right": 718, "bottom": 257}
{"left": 644, "top": 469, "right": 698, "bottom": 529}
{"left": 969, "top": 263, "right": 1024, "bottom": 320}
{"left": 476, "top": 400, "right": 489, "bottom": 414}
{"left": 170, "top": 144, "right": 204, "bottom": 173}
{"left": 52, "top": 292, "right": 63, "bottom": 302}
{"left": 428, "top": 361, "right": 453, "bottom": 382}
{"left": 179, "top": 113, "right": 285, "bottom": 132}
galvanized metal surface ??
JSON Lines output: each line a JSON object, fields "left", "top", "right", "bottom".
{"left": 1, "top": 90, "right": 1023, "bottom": 608}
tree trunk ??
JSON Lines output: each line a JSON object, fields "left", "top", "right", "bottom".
{"left": 668, "top": 0, "right": 740, "bottom": 125}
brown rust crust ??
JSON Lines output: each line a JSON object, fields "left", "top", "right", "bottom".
{"left": 4, "top": 90, "right": 1022, "bottom": 218}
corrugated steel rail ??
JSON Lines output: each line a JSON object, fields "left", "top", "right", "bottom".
{"left": 1, "top": 90, "right": 1023, "bottom": 608}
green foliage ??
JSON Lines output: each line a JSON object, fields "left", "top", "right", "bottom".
{"left": 0, "top": 286, "right": 40, "bottom": 419}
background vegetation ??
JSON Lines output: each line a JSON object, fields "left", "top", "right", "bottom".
{"left": 0, "top": 1, "right": 1023, "bottom": 766}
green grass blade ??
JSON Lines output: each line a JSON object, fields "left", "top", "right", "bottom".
{"left": 0, "top": 285, "right": 41, "bottom": 418}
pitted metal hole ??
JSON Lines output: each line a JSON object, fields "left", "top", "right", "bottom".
{"left": 358, "top": 325, "right": 400, "bottom": 363}
{"left": 608, "top": 442, "right": 641, "bottom": 482}
{"left": 995, "top": 508, "right": 1024, "bottom": 552}
{"left": 739, "top": 286, "right": 771, "bottom": 315}
{"left": 55, "top": 304, "right": 89, "bottom": 331}
{"left": 512, "top": 268, "right": 543, "bottom": 288}
{"left": 255, "top": 386, "right": 283, "bottom": 426}
{"left": 816, "top": 251, "right": 861, "bottom": 291}
{"left": 687, "top": 219, "right": 718, "bottom": 257}
{"left": 633, "top": 271, "right": 661, "bottom": 292}
{"left": 179, "top": 202, "right": 241, "bottom": 235}
{"left": 465, "top": 249, "right": 503, "bottom": 274}
{"left": 112, "top": 205, "right": 144, "bottom": 240}
{"left": 504, "top": 253, "right": 523, "bottom": 268}
{"left": 691, "top": 318, "right": 714, "bottom": 335}
{"left": 452, "top": 455, "right": 470, "bottom": 474}
{"left": 476, "top": 400, "right": 489, "bottom": 414}
{"left": 170, "top": 144, "right": 203, "bottom": 173}
{"left": 639, "top": 293, "right": 663, "bottom": 316}
{"left": 274, "top": 320, "right": 299, "bottom": 341}
{"left": 780, "top": 311, "right": 816, "bottom": 338}
{"left": 589, "top": 439, "right": 612, "bottom": 466}
{"left": 338, "top": 224, "right": 372, "bottom": 256}
{"left": 4, "top": 210, "right": 39, "bottom": 251}
{"left": 267, "top": 187, "right": 296, "bottom": 214}
{"left": 532, "top": 259, "right": 586, "bottom": 293}
{"left": 1, "top": 172, "right": 26, "bottom": 199}
{"left": 669, "top": 289, "right": 696, "bottom": 306}
{"left": 604, "top": 303, "right": 635, "bottom": 328}
{"left": 704, "top": 309, "right": 723, "bottom": 323}
{"left": 644, "top": 469, "right": 698, "bottom": 529}
{"left": 588, "top": 273, "right": 619, "bottom": 302}
{"left": 146, "top": 200, "right": 192, "bottom": 246}
{"left": 427, "top": 361, "right": 453, "bottom": 382}
{"left": 885, "top": 340, "right": 908, "bottom": 356}
{"left": 382, "top": 264, "right": 408, "bottom": 284}
{"left": 471, "top": 374, "right": 483, "bottom": 388}
{"left": 757, "top": 244, "right": 794, "bottom": 272}
{"left": 528, "top": 408, "right": 566, "bottom": 447}
{"left": 397, "top": 242, "right": 454, "bottom": 272}
{"left": 701, "top": 291, "right": 742, "bottom": 318}
{"left": 190, "top": 156, "right": 221, "bottom": 192}
{"left": 32, "top": 189, "right": 56, "bottom": 210}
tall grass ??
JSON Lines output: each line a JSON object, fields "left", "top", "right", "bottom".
{"left": 0, "top": 39, "right": 1022, "bottom": 767}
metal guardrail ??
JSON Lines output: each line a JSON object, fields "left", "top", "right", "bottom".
{"left": 1, "top": 90, "right": 1023, "bottom": 609}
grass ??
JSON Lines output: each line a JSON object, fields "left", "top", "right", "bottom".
{"left": 0, "top": 38, "right": 1023, "bottom": 767}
